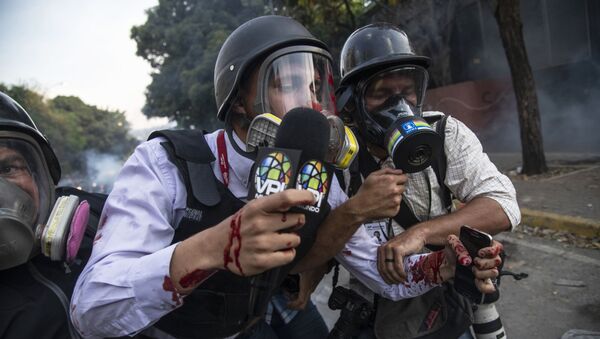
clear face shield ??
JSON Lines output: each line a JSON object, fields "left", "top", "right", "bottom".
{"left": 361, "top": 66, "right": 428, "bottom": 131}
{"left": 0, "top": 133, "right": 54, "bottom": 269}
{"left": 253, "top": 46, "right": 337, "bottom": 119}
{"left": 246, "top": 46, "right": 354, "bottom": 161}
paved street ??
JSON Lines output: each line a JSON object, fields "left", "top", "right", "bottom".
{"left": 494, "top": 231, "right": 600, "bottom": 338}
{"left": 311, "top": 230, "right": 600, "bottom": 338}
{"left": 488, "top": 153, "right": 600, "bottom": 221}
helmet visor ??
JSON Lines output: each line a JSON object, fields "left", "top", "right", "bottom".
{"left": 0, "top": 133, "right": 54, "bottom": 228}
{"left": 361, "top": 66, "right": 428, "bottom": 128}
{"left": 257, "top": 48, "right": 336, "bottom": 118}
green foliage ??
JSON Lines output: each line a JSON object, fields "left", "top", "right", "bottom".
{"left": 0, "top": 84, "right": 137, "bottom": 176}
{"left": 281, "top": 0, "right": 370, "bottom": 76}
{"left": 131, "top": 0, "right": 269, "bottom": 129}
{"left": 132, "top": 0, "right": 371, "bottom": 128}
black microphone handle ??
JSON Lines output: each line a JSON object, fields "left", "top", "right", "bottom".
{"left": 246, "top": 107, "right": 330, "bottom": 320}
{"left": 245, "top": 147, "right": 302, "bottom": 320}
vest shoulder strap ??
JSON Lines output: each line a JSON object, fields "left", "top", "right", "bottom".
{"left": 149, "top": 129, "right": 221, "bottom": 207}
{"left": 149, "top": 129, "right": 214, "bottom": 163}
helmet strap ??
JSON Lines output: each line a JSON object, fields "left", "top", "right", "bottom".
{"left": 224, "top": 124, "right": 256, "bottom": 161}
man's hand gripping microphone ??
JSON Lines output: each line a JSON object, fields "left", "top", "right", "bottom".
{"left": 247, "top": 108, "right": 332, "bottom": 318}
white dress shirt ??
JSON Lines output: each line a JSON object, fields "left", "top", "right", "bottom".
{"left": 404, "top": 112, "right": 520, "bottom": 228}
{"left": 71, "top": 129, "right": 436, "bottom": 338}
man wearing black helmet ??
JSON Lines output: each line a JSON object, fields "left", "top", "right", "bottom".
{"left": 0, "top": 90, "right": 99, "bottom": 339}
{"left": 332, "top": 24, "right": 520, "bottom": 338}
{"left": 69, "top": 15, "right": 506, "bottom": 339}
{"left": 70, "top": 15, "right": 340, "bottom": 339}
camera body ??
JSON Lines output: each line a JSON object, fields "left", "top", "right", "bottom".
{"left": 328, "top": 286, "right": 375, "bottom": 339}
{"left": 454, "top": 225, "right": 493, "bottom": 304}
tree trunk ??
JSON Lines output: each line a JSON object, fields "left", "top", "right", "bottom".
{"left": 494, "top": 0, "right": 547, "bottom": 174}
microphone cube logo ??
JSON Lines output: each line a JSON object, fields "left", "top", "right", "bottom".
{"left": 254, "top": 152, "right": 292, "bottom": 197}
{"left": 296, "top": 160, "right": 329, "bottom": 213}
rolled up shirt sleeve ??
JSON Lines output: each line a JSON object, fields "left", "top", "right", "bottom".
{"left": 444, "top": 116, "right": 521, "bottom": 229}
{"left": 71, "top": 138, "right": 188, "bottom": 338}
{"left": 335, "top": 226, "right": 438, "bottom": 302}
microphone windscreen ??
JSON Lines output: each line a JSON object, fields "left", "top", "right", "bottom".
{"left": 274, "top": 107, "right": 330, "bottom": 161}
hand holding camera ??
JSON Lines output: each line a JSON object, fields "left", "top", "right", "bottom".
{"left": 453, "top": 225, "right": 504, "bottom": 302}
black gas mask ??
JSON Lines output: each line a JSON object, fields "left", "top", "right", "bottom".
{"left": 354, "top": 66, "right": 442, "bottom": 173}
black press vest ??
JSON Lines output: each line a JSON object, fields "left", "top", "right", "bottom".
{"left": 150, "top": 130, "right": 330, "bottom": 339}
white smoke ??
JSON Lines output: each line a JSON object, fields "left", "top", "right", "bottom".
{"left": 58, "top": 151, "right": 126, "bottom": 193}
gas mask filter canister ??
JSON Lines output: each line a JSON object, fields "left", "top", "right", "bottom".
{"left": 246, "top": 113, "right": 359, "bottom": 170}
{"left": 0, "top": 180, "right": 89, "bottom": 269}
{"left": 382, "top": 100, "right": 442, "bottom": 173}
{"left": 36, "top": 195, "right": 90, "bottom": 263}
{"left": 37, "top": 195, "right": 89, "bottom": 263}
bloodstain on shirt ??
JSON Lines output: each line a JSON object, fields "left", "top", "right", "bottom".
{"left": 162, "top": 276, "right": 182, "bottom": 306}
{"left": 70, "top": 304, "right": 83, "bottom": 335}
{"left": 98, "top": 213, "right": 107, "bottom": 230}
{"left": 408, "top": 251, "right": 446, "bottom": 285}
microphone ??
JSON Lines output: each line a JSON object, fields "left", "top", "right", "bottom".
{"left": 247, "top": 107, "right": 332, "bottom": 318}
{"left": 275, "top": 107, "right": 332, "bottom": 214}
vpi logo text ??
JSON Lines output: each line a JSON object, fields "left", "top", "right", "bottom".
{"left": 296, "top": 160, "right": 329, "bottom": 213}
{"left": 254, "top": 152, "right": 292, "bottom": 198}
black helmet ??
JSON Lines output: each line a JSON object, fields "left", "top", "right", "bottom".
{"left": 339, "top": 23, "right": 430, "bottom": 87}
{"left": 214, "top": 15, "right": 330, "bottom": 121}
{"left": 337, "top": 24, "right": 431, "bottom": 147}
{"left": 0, "top": 91, "right": 61, "bottom": 184}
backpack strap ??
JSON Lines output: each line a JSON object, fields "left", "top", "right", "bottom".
{"left": 429, "top": 115, "right": 452, "bottom": 213}
{"left": 392, "top": 114, "right": 451, "bottom": 243}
